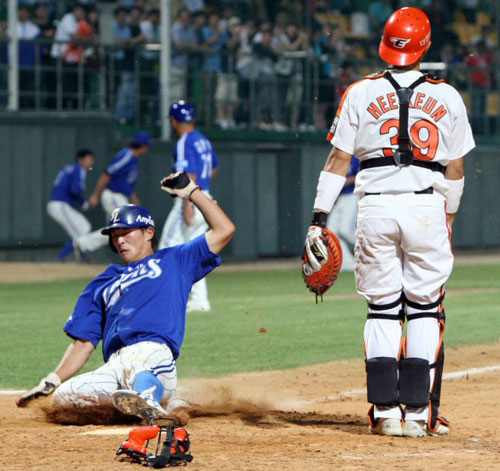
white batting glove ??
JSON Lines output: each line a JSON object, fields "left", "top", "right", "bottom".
{"left": 304, "top": 226, "right": 330, "bottom": 272}
{"left": 16, "top": 372, "right": 61, "bottom": 407}
{"left": 160, "top": 171, "right": 200, "bottom": 199}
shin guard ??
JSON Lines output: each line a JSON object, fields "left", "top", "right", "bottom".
{"left": 399, "top": 358, "right": 430, "bottom": 407}
{"left": 365, "top": 357, "right": 399, "bottom": 406}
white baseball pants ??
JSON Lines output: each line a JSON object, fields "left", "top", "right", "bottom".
{"left": 159, "top": 194, "right": 211, "bottom": 305}
{"left": 101, "top": 189, "right": 130, "bottom": 220}
{"left": 355, "top": 192, "right": 453, "bottom": 422}
{"left": 47, "top": 201, "right": 108, "bottom": 252}
{"left": 53, "top": 341, "right": 177, "bottom": 407}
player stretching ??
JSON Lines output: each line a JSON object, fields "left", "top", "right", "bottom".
{"left": 159, "top": 101, "right": 220, "bottom": 313}
{"left": 305, "top": 8, "right": 474, "bottom": 437}
{"left": 17, "top": 172, "right": 235, "bottom": 423}
{"left": 89, "top": 131, "right": 152, "bottom": 219}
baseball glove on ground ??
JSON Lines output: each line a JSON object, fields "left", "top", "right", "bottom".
{"left": 302, "top": 226, "right": 343, "bottom": 301}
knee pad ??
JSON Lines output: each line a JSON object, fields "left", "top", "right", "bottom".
{"left": 365, "top": 357, "right": 399, "bottom": 406}
{"left": 399, "top": 358, "right": 430, "bottom": 407}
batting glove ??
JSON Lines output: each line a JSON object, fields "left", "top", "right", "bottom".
{"left": 160, "top": 171, "right": 200, "bottom": 199}
{"left": 16, "top": 372, "right": 61, "bottom": 407}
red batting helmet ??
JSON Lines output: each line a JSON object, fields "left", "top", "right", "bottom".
{"left": 379, "top": 7, "right": 431, "bottom": 66}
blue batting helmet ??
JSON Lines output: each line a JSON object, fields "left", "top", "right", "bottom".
{"left": 169, "top": 100, "right": 195, "bottom": 122}
{"left": 102, "top": 205, "right": 155, "bottom": 235}
{"left": 101, "top": 205, "right": 156, "bottom": 253}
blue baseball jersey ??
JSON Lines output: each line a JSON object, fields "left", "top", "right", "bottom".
{"left": 173, "top": 130, "right": 219, "bottom": 191}
{"left": 106, "top": 147, "right": 139, "bottom": 198}
{"left": 340, "top": 157, "right": 360, "bottom": 195}
{"left": 50, "top": 162, "right": 87, "bottom": 207}
{"left": 64, "top": 235, "right": 220, "bottom": 361}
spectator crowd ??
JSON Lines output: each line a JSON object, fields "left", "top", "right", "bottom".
{"left": 0, "top": 0, "right": 498, "bottom": 134}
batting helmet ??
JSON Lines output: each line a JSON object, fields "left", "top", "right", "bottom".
{"left": 102, "top": 205, "right": 156, "bottom": 252}
{"left": 169, "top": 100, "right": 195, "bottom": 122}
{"left": 379, "top": 7, "right": 431, "bottom": 67}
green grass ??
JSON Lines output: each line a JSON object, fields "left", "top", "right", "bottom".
{"left": 1, "top": 264, "right": 499, "bottom": 388}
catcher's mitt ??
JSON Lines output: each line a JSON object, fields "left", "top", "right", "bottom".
{"left": 302, "top": 225, "right": 343, "bottom": 302}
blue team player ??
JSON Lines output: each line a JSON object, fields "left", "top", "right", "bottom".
{"left": 17, "top": 171, "right": 236, "bottom": 423}
{"left": 47, "top": 149, "right": 108, "bottom": 261}
{"left": 89, "top": 131, "right": 152, "bottom": 219}
{"left": 159, "top": 101, "right": 220, "bottom": 313}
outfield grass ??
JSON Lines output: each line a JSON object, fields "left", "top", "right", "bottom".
{"left": 0, "top": 264, "right": 499, "bottom": 388}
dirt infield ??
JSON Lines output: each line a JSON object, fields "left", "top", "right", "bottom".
{"left": 2, "top": 343, "right": 499, "bottom": 470}
{"left": 1, "top": 250, "right": 499, "bottom": 283}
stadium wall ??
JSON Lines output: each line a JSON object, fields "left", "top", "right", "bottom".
{"left": 0, "top": 116, "right": 498, "bottom": 261}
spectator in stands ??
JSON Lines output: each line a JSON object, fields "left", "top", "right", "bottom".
{"left": 35, "top": 2, "right": 56, "bottom": 108}
{"left": 184, "top": 0, "right": 205, "bottom": 14}
{"left": 113, "top": 7, "right": 133, "bottom": 122}
{"left": 16, "top": 5, "right": 40, "bottom": 108}
{"left": 140, "top": 8, "right": 161, "bottom": 124}
{"left": 215, "top": 16, "right": 242, "bottom": 129}
{"left": 272, "top": 22, "right": 307, "bottom": 131}
{"left": 460, "top": 0, "right": 478, "bottom": 24}
{"left": 219, "top": 5, "right": 236, "bottom": 33}
{"left": 312, "top": 25, "right": 336, "bottom": 130}
{"left": 234, "top": 18, "right": 257, "bottom": 126}
{"left": 171, "top": 8, "right": 197, "bottom": 104}
{"left": 33, "top": 2, "right": 54, "bottom": 30}
{"left": 471, "top": 25, "right": 496, "bottom": 51}
{"left": 252, "top": 26, "right": 278, "bottom": 129}
{"left": 51, "top": 3, "right": 94, "bottom": 109}
{"left": 201, "top": 12, "right": 229, "bottom": 127}
{"left": 368, "top": 0, "right": 392, "bottom": 34}
{"left": 465, "top": 40, "right": 493, "bottom": 134}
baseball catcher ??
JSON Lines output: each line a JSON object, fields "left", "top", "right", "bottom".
{"left": 17, "top": 172, "right": 235, "bottom": 433}
{"left": 306, "top": 7, "right": 474, "bottom": 437}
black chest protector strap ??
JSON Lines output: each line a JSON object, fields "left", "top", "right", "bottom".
{"left": 383, "top": 71, "right": 428, "bottom": 167}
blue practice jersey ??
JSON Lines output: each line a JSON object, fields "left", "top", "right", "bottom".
{"left": 50, "top": 162, "right": 87, "bottom": 207}
{"left": 340, "top": 157, "right": 360, "bottom": 195}
{"left": 64, "top": 235, "right": 220, "bottom": 361}
{"left": 173, "top": 130, "right": 219, "bottom": 191}
{"left": 106, "top": 147, "right": 139, "bottom": 197}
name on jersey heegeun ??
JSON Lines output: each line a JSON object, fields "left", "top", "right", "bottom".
{"left": 367, "top": 92, "right": 448, "bottom": 122}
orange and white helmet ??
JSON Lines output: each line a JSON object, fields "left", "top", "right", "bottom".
{"left": 379, "top": 7, "right": 431, "bottom": 66}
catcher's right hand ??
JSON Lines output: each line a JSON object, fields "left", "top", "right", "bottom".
{"left": 160, "top": 171, "right": 200, "bottom": 199}
{"left": 16, "top": 372, "right": 61, "bottom": 407}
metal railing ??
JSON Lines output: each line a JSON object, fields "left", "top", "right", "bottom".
{"left": 0, "top": 36, "right": 499, "bottom": 135}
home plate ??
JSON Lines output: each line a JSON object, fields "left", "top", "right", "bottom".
{"left": 81, "top": 427, "right": 132, "bottom": 436}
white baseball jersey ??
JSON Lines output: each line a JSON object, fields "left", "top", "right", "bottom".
{"left": 329, "top": 70, "right": 475, "bottom": 195}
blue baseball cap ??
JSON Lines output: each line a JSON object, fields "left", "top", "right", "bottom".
{"left": 133, "top": 131, "right": 152, "bottom": 147}
{"left": 169, "top": 100, "right": 195, "bottom": 122}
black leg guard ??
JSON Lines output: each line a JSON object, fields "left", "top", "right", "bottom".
{"left": 365, "top": 357, "right": 399, "bottom": 406}
{"left": 429, "top": 331, "right": 446, "bottom": 431}
{"left": 399, "top": 358, "right": 430, "bottom": 407}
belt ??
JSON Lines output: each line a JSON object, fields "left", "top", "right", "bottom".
{"left": 360, "top": 158, "right": 446, "bottom": 175}
{"left": 365, "top": 187, "right": 434, "bottom": 196}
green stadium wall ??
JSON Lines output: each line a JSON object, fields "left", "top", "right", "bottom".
{"left": 0, "top": 115, "right": 498, "bottom": 262}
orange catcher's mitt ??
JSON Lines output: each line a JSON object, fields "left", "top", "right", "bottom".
{"left": 302, "top": 224, "right": 343, "bottom": 301}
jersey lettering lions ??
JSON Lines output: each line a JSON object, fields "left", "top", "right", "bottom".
{"left": 328, "top": 70, "right": 475, "bottom": 196}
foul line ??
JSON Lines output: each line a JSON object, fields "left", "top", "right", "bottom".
{"left": 1, "top": 364, "right": 499, "bottom": 397}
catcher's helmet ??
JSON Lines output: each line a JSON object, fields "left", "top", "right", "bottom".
{"left": 169, "top": 100, "right": 195, "bottom": 122}
{"left": 379, "top": 7, "right": 431, "bottom": 67}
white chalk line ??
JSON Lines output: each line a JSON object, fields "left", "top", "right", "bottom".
{"left": 1, "top": 364, "right": 499, "bottom": 400}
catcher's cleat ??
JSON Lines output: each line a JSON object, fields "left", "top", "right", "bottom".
{"left": 403, "top": 419, "right": 450, "bottom": 437}
{"left": 112, "top": 389, "right": 169, "bottom": 422}
{"left": 370, "top": 418, "right": 403, "bottom": 437}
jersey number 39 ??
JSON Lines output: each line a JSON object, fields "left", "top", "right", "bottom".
{"left": 380, "top": 119, "right": 439, "bottom": 161}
